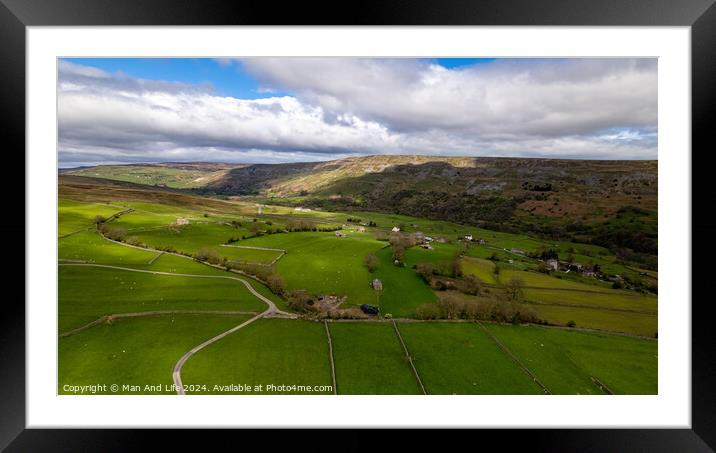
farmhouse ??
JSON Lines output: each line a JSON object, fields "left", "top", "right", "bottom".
{"left": 478, "top": 239, "right": 486, "bottom": 245}
{"left": 175, "top": 217, "right": 189, "bottom": 226}
{"left": 391, "top": 226, "right": 400, "bottom": 232}
{"left": 424, "top": 236, "right": 434, "bottom": 242}
{"left": 546, "top": 259, "right": 559, "bottom": 271}
{"left": 335, "top": 231, "right": 346, "bottom": 237}
{"left": 356, "top": 226, "right": 366, "bottom": 232}
{"left": 371, "top": 278, "right": 383, "bottom": 291}
{"left": 464, "top": 234, "right": 473, "bottom": 241}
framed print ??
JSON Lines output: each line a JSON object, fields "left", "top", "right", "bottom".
{"left": 3, "top": 0, "right": 714, "bottom": 450}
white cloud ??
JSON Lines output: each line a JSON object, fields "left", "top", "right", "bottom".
{"left": 58, "top": 58, "right": 657, "bottom": 165}
{"left": 241, "top": 58, "right": 657, "bottom": 137}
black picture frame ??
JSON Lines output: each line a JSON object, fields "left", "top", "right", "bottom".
{"left": 2, "top": 0, "right": 713, "bottom": 450}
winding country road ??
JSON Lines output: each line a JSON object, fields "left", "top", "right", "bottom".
{"left": 64, "top": 230, "right": 296, "bottom": 394}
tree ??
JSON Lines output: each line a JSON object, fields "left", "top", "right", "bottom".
{"left": 100, "top": 225, "right": 127, "bottom": 241}
{"left": 94, "top": 215, "right": 107, "bottom": 225}
{"left": 364, "top": 253, "right": 379, "bottom": 273}
{"left": 416, "top": 263, "right": 435, "bottom": 283}
{"left": 451, "top": 256, "right": 463, "bottom": 278}
{"left": 249, "top": 223, "right": 262, "bottom": 235}
{"left": 286, "top": 289, "right": 314, "bottom": 312}
{"left": 266, "top": 273, "right": 285, "bottom": 295}
{"left": 461, "top": 274, "right": 482, "bottom": 295}
{"left": 539, "top": 248, "right": 559, "bottom": 260}
{"left": 392, "top": 245, "right": 406, "bottom": 264}
{"left": 505, "top": 277, "right": 525, "bottom": 300}
{"left": 194, "top": 247, "right": 223, "bottom": 265}
{"left": 536, "top": 261, "right": 549, "bottom": 274}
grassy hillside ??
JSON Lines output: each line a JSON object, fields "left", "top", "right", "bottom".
{"left": 64, "top": 162, "right": 239, "bottom": 188}
{"left": 61, "top": 155, "right": 658, "bottom": 268}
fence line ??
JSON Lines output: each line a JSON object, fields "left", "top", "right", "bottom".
{"left": 324, "top": 320, "right": 338, "bottom": 395}
{"left": 391, "top": 320, "right": 427, "bottom": 395}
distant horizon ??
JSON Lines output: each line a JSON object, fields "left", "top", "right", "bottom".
{"left": 59, "top": 57, "right": 657, "bottom": 167}
{"left": 58, "top": 153, "right": 659, "bottom": 170}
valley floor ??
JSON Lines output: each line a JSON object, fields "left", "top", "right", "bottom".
{"left": 57, "top": 194, "right": 657, "bottom": 395}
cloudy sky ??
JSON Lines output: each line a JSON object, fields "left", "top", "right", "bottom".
{"left": 58, "top": 57, "right": 657, "bottom": 167}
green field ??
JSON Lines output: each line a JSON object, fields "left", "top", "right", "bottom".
{"left": 373, "top": 247, "right": 437, "bottom": 317}
{"left": 59, "top": 315, "right": 251, "bottom": 394}
{"left": 500, "top": 269, "right": 605, "bottom": 290}
{"left": 461, "top": 257, "right": 498, "bottom": 284}
{"left": 219, "top": 245, "right": 284, "bottom": 264}
{"left": 181, "top": 319, "right": 333, "bottom": 394}
{"left": 59, "top": 230, "right": 157, "bottom": 265}
{"left": 398, "top": 322, "right": 542, "bottom": 394}
{"left": 528, "top": 304, "right": 657, "bottom": 337}
{"left": 59, "top": 265, "right": 266, "bottom": 332}
{"left": 404, "top": 242, "right": 459, "bottom": 269}
{"left": 58, "top": 199, "right": 125, "bottom": 236}
{"left": 328, "top": 322, "right": 421, "bottom": 394}
{"left": 239, "top": 231, "right": 386, "bottom": 306}
{"left": 523, "top": 288, "right": 657, "bottom": 313}
{"left": 486, "top": 324, "right": 657, "bottom": 394}
{"left": 128, "top": 223, "right": 254, "bottom": 257}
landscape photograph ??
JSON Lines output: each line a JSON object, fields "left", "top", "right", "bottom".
{"left": 57, "top": 57, "right": 658, "bottom": 395}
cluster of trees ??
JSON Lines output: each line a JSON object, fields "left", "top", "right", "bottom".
{"left": 225, "top": 261, "right": 286, "bottom": 295}
{"left": 415, "top": 292, "right": 541, "bottom": 324}
{"left": 286, "top": 289, "right": 314, "bottom": 312}
{"left": 225, "top": 220, "right": 344, "bottom": 244}
{"left": 532, "top": 247, "right": 558, "bottom": 260}
{"left": 345, "top": 217, "right": 376, "bottom": 227}
{"left": 388, "top": 232, "right": 416, "bottom": 264}
{"left": 285, "top": 220, "right": 340, "bottom": 233}
{"left": 99, "top": 225, "right": 127, "bottom": 242}
{"left": 194, "top": 247, "right": 227, "bottom": 266}
{"left": 414, "top": 248, "right": 464, "bottom": 282}
{"left": 523, "top": 182, "right": 553, "bottom": 192}
{"left": 416, "top": 263, "right": 479, "bottom": 294}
